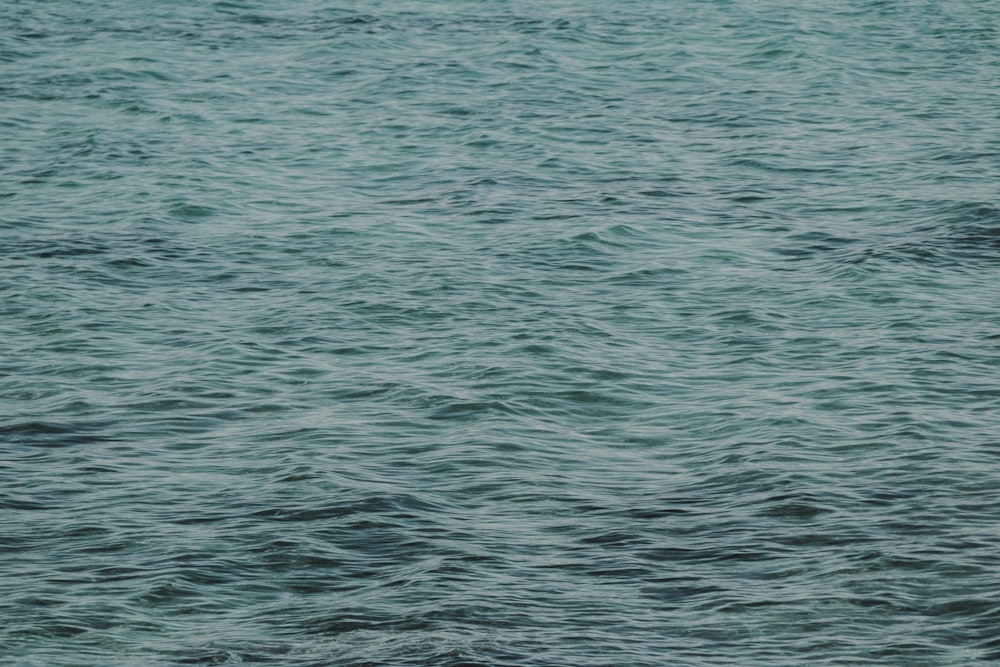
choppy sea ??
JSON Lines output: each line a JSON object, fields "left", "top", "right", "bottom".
{"left": 3, "top": 1, "right": 1000, "bottom": 665}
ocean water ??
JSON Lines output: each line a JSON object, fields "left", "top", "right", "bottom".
{"left": 2, "top": 0, "right": 1000, "bottom": 664}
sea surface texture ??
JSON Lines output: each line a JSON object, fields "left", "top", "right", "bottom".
{"left": 3, "top": 1, "right": 1000, "bottom": 665}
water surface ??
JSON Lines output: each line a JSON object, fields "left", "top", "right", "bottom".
{"left": 3, "top": 1, "right": 1000, "bottom": 665}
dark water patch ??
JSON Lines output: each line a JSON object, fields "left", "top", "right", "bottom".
{"left": 774, "top": 202, "right": 1000, "bottom": 271}
{"left": 0, "top": 420, "right": 119, "bottom": 446}
{"left": 0, "top": 234, "right": 197, "bottom": 270}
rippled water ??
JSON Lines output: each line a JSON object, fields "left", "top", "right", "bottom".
{"left": 3, "top": 1, "right": 1000, "bottom": 665}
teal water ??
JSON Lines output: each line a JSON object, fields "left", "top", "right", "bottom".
{"left": 3, "top": 1, "right": 1000, "bottom": 665}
